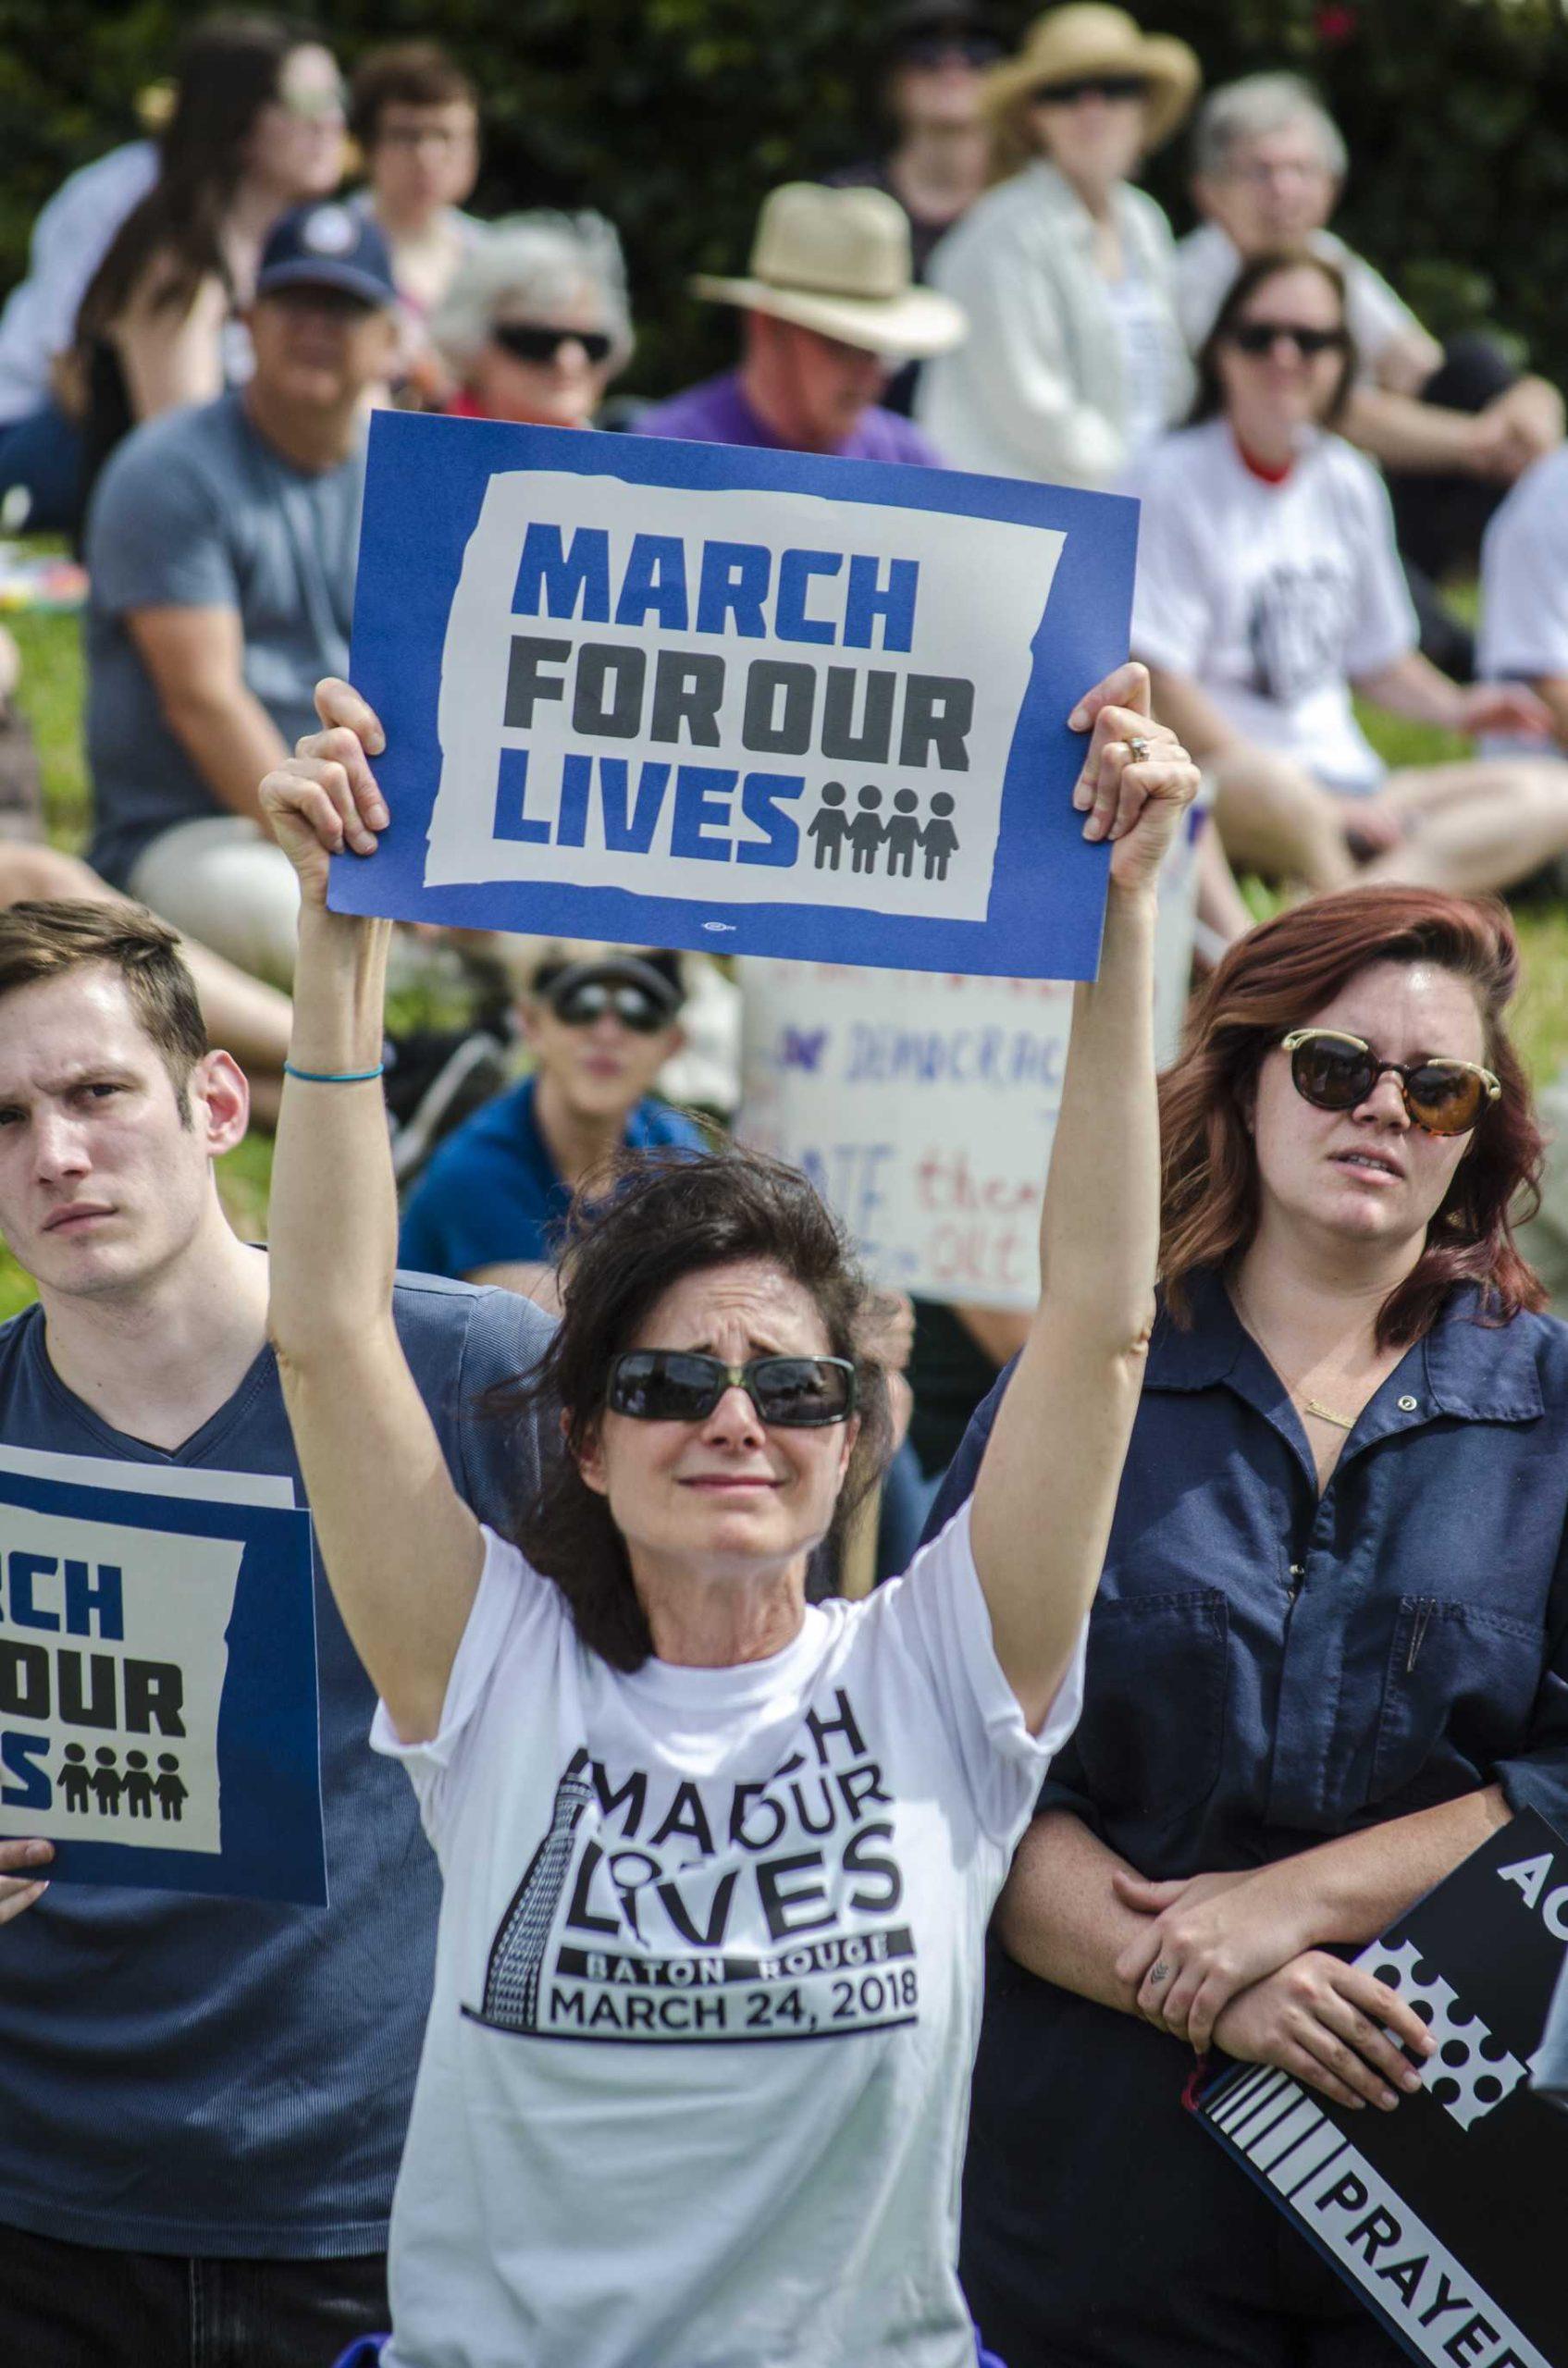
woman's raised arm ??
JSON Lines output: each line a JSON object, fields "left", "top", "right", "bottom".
{"left": 969, "top": 666, "right": 1197, "bottom": 1729}
{"left": 262, "top": 679, "right": 485, "bottom": 1745}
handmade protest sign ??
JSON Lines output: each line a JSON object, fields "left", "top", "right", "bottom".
{"left": 0, "top": 1457, "right": 324, "bottom": 1905}
{"left": 332, "top": 413, "right": 1140, "bottom": 979}
{"left": 1196, "top": 1812, "right": 1568, "bottom": 2368}
{"left": 738, "top": 796, "right": 1208, "bottom": 1308}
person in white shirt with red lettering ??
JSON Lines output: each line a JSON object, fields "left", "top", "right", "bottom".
{"left": 1129, "top": 249, "right": 1568, "bottom": 901}
{"left": 257, "top": 664, "right": 1195, "bottom": 2368}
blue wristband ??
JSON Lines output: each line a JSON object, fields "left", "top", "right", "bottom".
{"left": 282, "top": 1062, "right": 386, "bottom": 1085}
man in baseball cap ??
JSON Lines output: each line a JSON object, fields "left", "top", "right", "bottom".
{"left": 82, "top": 203, "right": 400, "bottom": 992}
{"left": 631, "top": 180, "right": 966, "bottom": 462}
{"left": 397, "top": 945, "right": 707, "bottom": 1311}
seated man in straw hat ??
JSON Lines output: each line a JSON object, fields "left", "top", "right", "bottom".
{"left": 631, "top": 181, "right": 965, "bottom": 462}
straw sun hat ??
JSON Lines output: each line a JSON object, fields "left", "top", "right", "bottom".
{"left": 985, "top": 5, "right": 1200, "bottom": 153}
{"left": 692, "top": 183, "right": 967, "bottom": 361}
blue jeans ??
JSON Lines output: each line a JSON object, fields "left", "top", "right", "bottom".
{"left": 0, "top": 2216, "right": 389, "bottom": 2367}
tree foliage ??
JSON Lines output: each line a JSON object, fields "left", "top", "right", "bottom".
{"left": 0, "top": 0, "right": 1562, "bottom": 396}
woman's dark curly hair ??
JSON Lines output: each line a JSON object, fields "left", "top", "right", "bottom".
{"left": 486, "top": 1146, "right": 893, "bottom": 1671}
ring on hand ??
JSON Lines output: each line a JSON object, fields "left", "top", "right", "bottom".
{"left": 1128, "top": 735, "right": 1153, "bottom": 765}
{"left": 1149, "top": 1960, "right": 1171, "bottom": 1986}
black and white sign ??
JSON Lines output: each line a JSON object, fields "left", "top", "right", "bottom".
{"left": 1195, "top": 1813, "right": 1568, "bottom": 2368}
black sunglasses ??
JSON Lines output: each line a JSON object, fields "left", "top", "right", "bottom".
{"left": 1031, "top": 73, "right": 1148, "bottom": 105}
{"left": 1228, "top": 319, "right": 1349, "bottom": 359}
{"left": 492, "top": 321, "right": 614, "bottom": 366}
{"left": 548, "top": 979, "right": 672, "bottom": 1034}
{"left": 1281, "top": 1029, "right": 1501, "bottom": 1137}
{"left": 900, "top": 33, "right": 1004, "bottom": 67}
{"left": 606, "top": 1350, "right": 858, "bottom": 1428}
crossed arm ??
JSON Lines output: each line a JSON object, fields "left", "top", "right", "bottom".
{"left": 996, "top": 1791, "right": 1510, "bottom": 2108}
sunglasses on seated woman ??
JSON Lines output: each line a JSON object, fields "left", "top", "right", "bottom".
{"left": 492, "top": 322, "right": 614, "bottom": 365}
{"left": 1281, "top": 1028, "right": 1501, "bottom": 1136}
{"left": 605, "top": 1350, "right": 858, "bottom": 1426}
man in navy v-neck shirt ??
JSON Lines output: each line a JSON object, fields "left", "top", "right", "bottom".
{"left": 0, "top": 899, "right": 550, "bottom": 2367}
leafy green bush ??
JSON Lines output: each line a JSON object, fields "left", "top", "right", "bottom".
{"left": 0, "top": 0, "right": 1562, "bottom": 400}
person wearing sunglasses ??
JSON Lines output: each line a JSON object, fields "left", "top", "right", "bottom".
{"left": 255, "top": 662, "right": 1196, "bottom": 2368}
{"left": 397, "top": 945, "right": 702, "bottom": 1312}
{"left": 915, "top": 5, "right": 1198, "bottom": 487}
{"left": 921, "top": 881, "right": 1568, "bottom": 2365}
{"left": 430, "top": 212, "right": 633, "bottom": 431}
{"left": 1124, "top": 248, "right": 1568, "bottom": 903}
{"left": 824, "top": 1, "right": 1003, "bottom": 414}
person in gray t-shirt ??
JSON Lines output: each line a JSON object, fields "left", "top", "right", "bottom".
{"left": 84, "top": 200, "right": 401, "bottom": 987}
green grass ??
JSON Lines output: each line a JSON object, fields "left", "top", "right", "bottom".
{"left": 5, "top": 602, "right": 1568, "bottom": 1319}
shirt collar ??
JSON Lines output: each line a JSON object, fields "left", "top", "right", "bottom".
{"left": 1147, "top": 1267, "right": 1544, "bottom": 1426}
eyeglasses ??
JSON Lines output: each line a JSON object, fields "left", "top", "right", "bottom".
{"left": 899, "top": 34, "right": 1005, "bottom": 68}
{"left": 605, "top": 1350, "right": 858, "bottom": 1427}
{"left": 1228, "top": 320, "right": 1349, "bottom": 359}
{"left": 492, "top": 321, "right": 614, "bottom": 366}
{"left": 1281, "top": 1028, "right": 1501, "bottom": 1136}
{"left": 1031, "top": 73, "right": 1149, "bottom": 106}
{"left": 376, "top": 120, "right": 478, "bottom": 153}
{"left": 546, "top": 979, "right": 673, "bottom": 1033}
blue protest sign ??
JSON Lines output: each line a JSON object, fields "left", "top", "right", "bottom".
{"left": 331, "top": 413, "right": 1140, "bottom": 980}
{"left": 0, "top": 1461, "right": 326, "bottom": 1905}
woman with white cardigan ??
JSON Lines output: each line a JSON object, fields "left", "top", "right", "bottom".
{"left": 918, "top": 5, "right": 1196, "bottom": 487}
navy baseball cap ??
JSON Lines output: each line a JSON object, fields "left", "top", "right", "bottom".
{"left": 254, "top": 202, "right": 398, "bottom": 309}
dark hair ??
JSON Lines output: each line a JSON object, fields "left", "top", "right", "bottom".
{"left": 1189, "top": 245, "right": 1358, "bottom": 429}
{"left": 348, "top": 40, "right": 477, "bottom": 148}
{"left": 0, "top": 900, "right": 208, "bottom": 1115}
{"left": 78, "top": 13, "right": 325, "bottom": 335}
{"left": 487, "top": 1147, "right": 893, "bottom": 1670}
{"left": 1159, "top": 886, "right": 1546, "bottom": 1350}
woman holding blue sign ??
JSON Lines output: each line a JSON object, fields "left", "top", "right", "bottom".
{"left": 258, "top": 664, "right": 1196, "bottom": 2368}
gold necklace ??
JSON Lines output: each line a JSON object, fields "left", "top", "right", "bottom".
{"left": 1233, "top": 1286, "right": 1357, "bottom": 1430}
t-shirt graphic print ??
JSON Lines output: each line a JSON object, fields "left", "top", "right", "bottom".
{"left": 372, "top": 1502, "right": 1085, "bottom": 2368}
{"left": 470, "top": 1702, "right": 916, "bottom": 2051}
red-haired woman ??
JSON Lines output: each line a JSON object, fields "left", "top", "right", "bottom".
{"left": 923, "top": 884, "right": 1568, "bottom": 2365}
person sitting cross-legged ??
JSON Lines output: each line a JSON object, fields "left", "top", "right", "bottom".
{"left": 1130, "top": 250, "right": 1568, "bottom": 900}
{"left": 397, "top": 945, "right": 706, "bottom": 1312}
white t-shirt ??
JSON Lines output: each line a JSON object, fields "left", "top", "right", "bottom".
{"left": 0, "top": 141, "right": 157, "bottom": 425}
{"left": 1477, "top": 443, "right": 1568, "bottom": 758}
{"left": 1126, "top": 417, "right": 1418, "bottom": 794}
{"left": 372, "top": 1501, "right": 1082, "bottom": 2368}
{"left": 1174, "top": 221, "right": 1426, "bottom": 380}
{"left": 1107, "top": 258, "right": 1178, "bottom": 462}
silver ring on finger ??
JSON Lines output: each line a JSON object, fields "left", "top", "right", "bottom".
{"left": 1127, "top": 735, "right": 1153, "bottom": 766}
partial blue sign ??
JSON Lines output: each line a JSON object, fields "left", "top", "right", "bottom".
{"left": 331, "top": 413, "right": 1140, "bottom": 980}
{"left": 0, "top": 1462, "right": 325, "bottom": 1905}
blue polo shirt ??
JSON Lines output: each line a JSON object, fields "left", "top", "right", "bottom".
{"left": 0, "top": 1272, "right": 552, "bottom": 2258}
{"left": 398, "top": 1073, "right": 705, "bottom": 1280}
{"left": 925, "top": 1273, "right": 1568, "bottom": 2354}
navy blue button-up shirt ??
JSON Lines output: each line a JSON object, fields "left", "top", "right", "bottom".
{"left": 924, "top": 1273, "right": 1568, "bottom": 1878}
